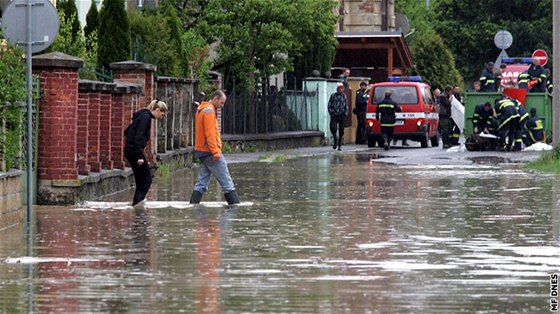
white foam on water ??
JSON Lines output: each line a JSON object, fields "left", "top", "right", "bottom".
{"left": 4, "top": 256, "right": 124, "bottom": 265}
{"left": 309, "top": 275, "right": 384, "bottom": 281}
{"left": 73, "top": 201, "right": 254, "bottom": 210}
{"left": 409, "top": 235, "right": 463, "bottom": 243}
{"left": 286, "top": 245, "right": 325, "bottom": 250}
{"left": 373, "top": 261, "right": 458, "bottom": 271}
{"left": 357, "top": 241, "right": 398, "bottom": 249}
{"left": 464, "top": 270, "right": 549, "bottom": 277}
{"left": 501, "top": 187, "right": 543, "bottom": 192}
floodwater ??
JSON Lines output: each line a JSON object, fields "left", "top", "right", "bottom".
{"left": 1, "top": 152, "right": 559, "bottom": 313}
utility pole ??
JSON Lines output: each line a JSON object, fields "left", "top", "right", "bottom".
{"left": 554, "top": 0, "right": 560, "bottom": 146}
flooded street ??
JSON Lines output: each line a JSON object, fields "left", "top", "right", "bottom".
{"left": 1, "top": 152, "right": 559, "bottom": 313}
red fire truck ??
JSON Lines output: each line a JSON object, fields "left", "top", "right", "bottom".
{"left": 365, "top": 76, "right": 439, "bottom": 148}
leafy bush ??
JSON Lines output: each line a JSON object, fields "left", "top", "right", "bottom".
{"left": 0, "top": 42, "right": 27, "bottom": 171}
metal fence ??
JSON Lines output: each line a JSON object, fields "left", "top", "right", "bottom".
{"left": 222, "top": 78, "right": 319, "bottom": 134}
{"left": 0, "top": 75, "right": 39, "bottom": 173}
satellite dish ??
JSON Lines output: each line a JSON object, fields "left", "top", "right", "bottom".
{"left": 1, "top": 0, "right": 59, "bottom": 54}
{"left": 395, "top": 13, "right": 410, "bottom": 36}
{"left": 494, "top": 30, "right": 513, "bottom": 50}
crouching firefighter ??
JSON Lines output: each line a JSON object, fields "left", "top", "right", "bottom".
{"left": 524, "top": 107, "right": 545, "bottom": 146}
{"left": 494, "top": 97, "right": 520, "bottom": 151}
{"left": 512, "top": 98, "right": 529, "bottom": 151}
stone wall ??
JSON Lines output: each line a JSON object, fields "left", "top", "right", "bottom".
{"left": 0, "top": 170, "right": 23, "bottom": 230}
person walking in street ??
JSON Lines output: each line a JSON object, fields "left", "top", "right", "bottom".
{"left": 328, "top": 82, "right": 348, "bottom": 151}
{"left": 190, "top": 90, "right": 240, "bottom": 205}
{"left": 124, "top": 99, "right": 168, "bottom": 209}
{"left": 354, "top": 81, "right": 368, "bottom": 144}
{"left": 479, "top": 61, "right": 496, "bottom": 92}
{"left": 376, "top": 90, "right": 401, "bottom": 151}
{"left": 438, "top": 86, "right": 453, "bottom": 149}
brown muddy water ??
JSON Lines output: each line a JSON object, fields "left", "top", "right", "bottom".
{"left": 1, "top": 152, "right": 559, "bottom": 313}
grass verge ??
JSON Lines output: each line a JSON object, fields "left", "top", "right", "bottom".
{"left": 525, "top": 146, "right": 560, "bottom": 173}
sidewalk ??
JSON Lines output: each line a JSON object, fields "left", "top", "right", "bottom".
{"left": 224, "top": 142, "right": 545, "bottom": 166}
{"left": 225, "top": 144, "right": 370, "bottom": 164}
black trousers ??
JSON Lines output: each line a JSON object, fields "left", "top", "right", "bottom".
{"left": 125, "top": 149, "right": 152, "bottom": 205}
{"left": 355, "top": 111, "right": 366, "bottom": 143}
{"left": 330, "top": 115, "right": 345, "bottom": 146}
{"left": 381, "top": 126, "right": 395, "bottom": 144}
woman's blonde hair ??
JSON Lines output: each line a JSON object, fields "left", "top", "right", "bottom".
{"left": 147, "top": 99, "right": 168, "bottom": 112}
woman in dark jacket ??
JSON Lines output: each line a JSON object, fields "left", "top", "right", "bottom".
{"left": 124, "top": 99, "right": 168, "bottom": 208}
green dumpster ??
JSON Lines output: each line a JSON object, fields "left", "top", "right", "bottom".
{"left": 464, "top": 92, "right": 552, "bottom": 142}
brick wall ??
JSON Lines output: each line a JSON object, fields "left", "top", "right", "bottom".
{"left": 32, "top": 54, "right": 197, "bottom": 204}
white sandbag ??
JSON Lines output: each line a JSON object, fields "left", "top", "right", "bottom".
{"left": 451, "top": 95, "right": 464, "bottom": 133}
{"left": 523, "top": 142, "right": 553, "bottom": 151}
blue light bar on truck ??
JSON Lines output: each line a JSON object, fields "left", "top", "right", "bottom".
{"left": 388, "top": 76, "right": 423, "bottom": 82}
{"left": 501, "top": 57, "right": 534, "bottom": 64}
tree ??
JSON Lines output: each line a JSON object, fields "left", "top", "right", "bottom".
{"left": 395, "top": 0, "right": 463, "bottom": 88}
{"left": 199, "top": 0, "right": 337, "bottom": 92}
{"left": 129, "top": 4, "right": 187, "bottom": 77}
{"left": 84, "top": 0, "right": 99, "bottom": 54}
{"left": 47, "top": 10, "right": 86, "bottom": 58}
{"left": 57, "top": 0, "right": 81, "bottom": 43}
{"left": 432, "top": 0, "right": 552, "bottom": 82}
{"left": 97, "top": 0, "right": 131, "bottom": 70}
{"left": 410, "top": 33, "right": 463, "bottom": 90}
{"left": 289, "top": 0, "right": 338, "bottom": 86}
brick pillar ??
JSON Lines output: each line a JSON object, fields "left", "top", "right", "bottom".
{"left": 111, "top": 61, "right": 157, "bottom": 162}
{"left": 112, "top": 83, "right": 141, "bottom": 169}
{"left": 33, "top": 52, "right": 84, "bottom": 181}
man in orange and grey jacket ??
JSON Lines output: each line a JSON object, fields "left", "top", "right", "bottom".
{"left": 189, "top": 90, "right": 240, "bottom": 205}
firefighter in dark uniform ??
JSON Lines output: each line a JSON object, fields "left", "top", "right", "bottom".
{"left": 512, "top": 98, "right": 529, "bottom": 151}
{"left": 517, "top": 71, "right": 530, "bottom": 90}
{"left": 472, "top": 102, "right": 493, "bottom": 135}
{"left": 354, "top": 81, "right": 369, "bottom": 144}
{"left": 494, "top": 97, "right": 520, "bottom": 151}
{"left": 527, "top": 57, "right": 547, "bottom": 93}
{"left": 546, "top": 69, "right": 553, "bottom": 94}
{"left": 376, "top": 90, "right": 401, "bottom": 150}
{"left": 524, "top": 107, "right": 545, "bottom": 146}
{"left": 480, "top": 61, "right": 496, "bottom": 92}
{"left": 438, "top": 86, "right": 453, "bottom": 148}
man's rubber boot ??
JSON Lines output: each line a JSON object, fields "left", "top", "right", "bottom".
{"left": 332, "top": 136, "right": 337, "bottom": 149}
{"left": 189, "top": 190, "right": 203, "bottom": 204}
{"left": 224, "top": 190, "right": 240, "bottom": 205}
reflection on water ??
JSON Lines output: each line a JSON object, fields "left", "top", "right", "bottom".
{"left": 1, "top": 153, "right": 559, "bottom": 313}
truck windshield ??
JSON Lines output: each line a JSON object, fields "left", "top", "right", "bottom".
{"left": 372, "top": 86, "right": 418, "bottom": 104}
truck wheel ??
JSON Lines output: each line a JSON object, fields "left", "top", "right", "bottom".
{"left": 420, "top": 132, "right": 429, "bottom": 148}
{"left": 430, "top": 132, "right": 439, "bottom": 147}
{"left": 367, "top": 135, "right": 377, "bottom": 147}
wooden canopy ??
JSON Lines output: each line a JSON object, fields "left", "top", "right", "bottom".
{"left": 333, "top": 31, "right": 414, "bottom": 83}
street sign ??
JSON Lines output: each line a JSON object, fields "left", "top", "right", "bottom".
{"left": 1, "top": 0, "right": 59, "bottom": 54}
{"left": 532, "top": 49, "right": 548, "bottom": 66}
{"left": 494, "top": 30, "right": 513, "bottom": 50}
